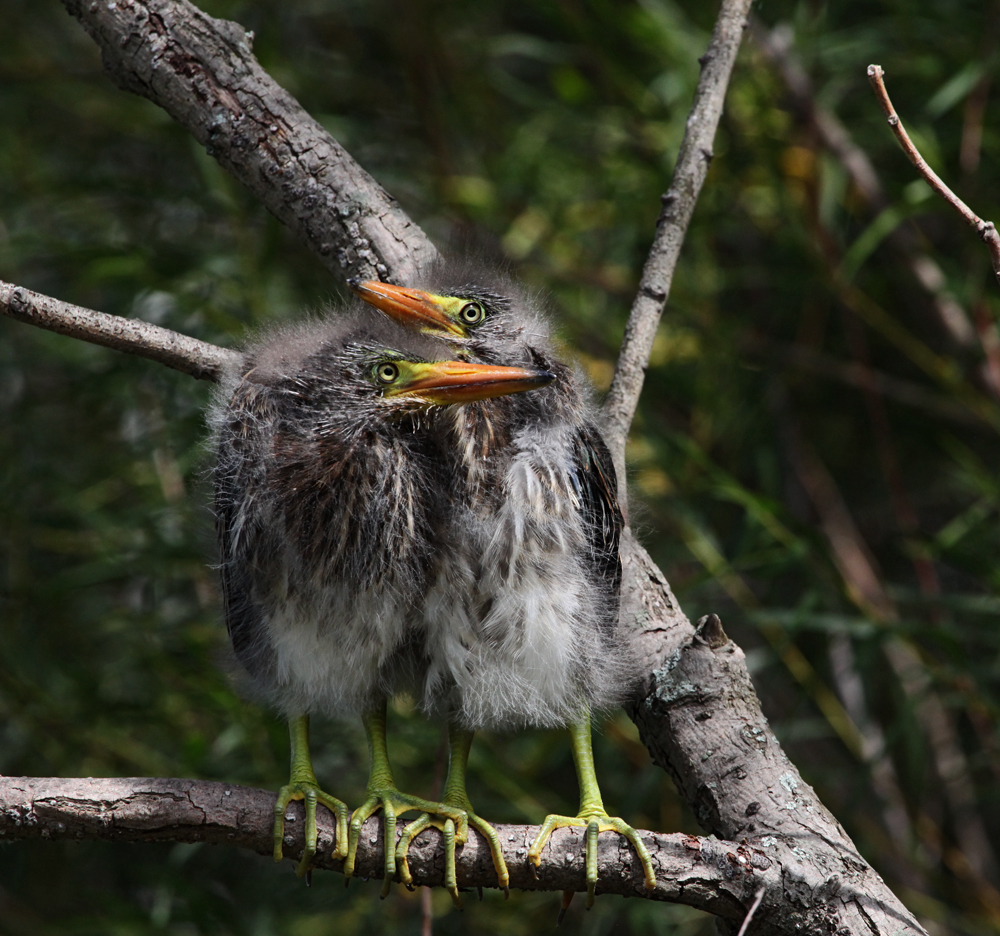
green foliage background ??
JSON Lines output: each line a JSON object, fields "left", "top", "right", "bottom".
{"left": 2, "top": 0, "right": 1000, "bottom": 933}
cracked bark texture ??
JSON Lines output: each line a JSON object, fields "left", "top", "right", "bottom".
{"left": 0, "top": 1, "right": 929, "bottom": 932}
{"left": 0, "top": 777, "right": 769, "bottom": 919}
{"left": 61, "top": 0, "right": 439, "bottom": 285}
{"left": 621, "top": 534, "right": 922, "bottom": 934}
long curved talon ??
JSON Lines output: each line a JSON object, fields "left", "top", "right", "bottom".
{"left": 528, "top": 810, "right": 656, "bottom": 908}
{"left": 467, "top": 813, "right": 511, "bottom": 898}
{"left": 396, "top": 813, "right": 463, "bottom": 906}
{"left": 395, "top": 809, "right": 511, "bottom": 908}
{"left": 343, "top": 788, "right": 469, "bottom": 899}
{"left": 273, "top": 779, "right": 350, "bottom": 878}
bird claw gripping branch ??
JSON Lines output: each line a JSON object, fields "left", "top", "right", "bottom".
{"left": 527, "top": 715, "right": 657, "bottom": 907}
{"left": 273, "top": 714, "right": 350, "bottom": 878}
{"left": 394, "top": 723, "right": 510, "bottom": 906}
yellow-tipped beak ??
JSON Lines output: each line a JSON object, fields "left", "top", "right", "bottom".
{"left": 397, "top": 360, "right": 554, "bottom": 404}
{"left": 349, "top": 279, "right": 465, "bottom": 336}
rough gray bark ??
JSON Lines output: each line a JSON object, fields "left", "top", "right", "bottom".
{"left": 0, "top": 777, "right": 768, "bottom": 919}
{"left": 620, "top": 532, "right": 924, "bottom": 934}
{"left": 0, "top": 1, "right": 928, "bottom": 932}
{"left": 60, "top": 0, "right": 439, "bottom": 285}
{"left": 0, "top": 279, "right": 238, "bottom": 381}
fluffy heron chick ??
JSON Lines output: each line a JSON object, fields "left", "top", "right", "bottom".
{"left": 352, "top": 271, "right": 631, "bottom": 728}
{"left": 210, "top": 308, "right": 553, "bottom": 888}
{"left": 352, "top": 268, "right": 656, "bottom": 907}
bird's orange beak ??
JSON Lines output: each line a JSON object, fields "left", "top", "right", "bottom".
{"left": 349, "top": 280, "right": 465, "bottom": 336}
{"left": 394, "top": 360, "right": 553, "bottom": 404}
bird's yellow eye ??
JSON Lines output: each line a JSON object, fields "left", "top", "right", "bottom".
{"left": 375, "top": 361, "right": 400, "bottom": 384}
{"left": 459, "top": 302, "right": 485, "bottom": 325}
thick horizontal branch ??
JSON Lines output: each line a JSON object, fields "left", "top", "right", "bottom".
{"left": 0, "top": 776, "right": 766, "bottom": 919}
{"left": 61, "top": 0, "right": 439, "bottom": 285}
{"left": 601, "top": 0, "right": 754, "bottom": 482}
{"left": 867, "top": 64, "right": 1000, "bottom": 288}
{"left": 0, "top": 279, "right": 239, "bottom": 381}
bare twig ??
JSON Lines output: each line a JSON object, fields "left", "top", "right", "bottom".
{"left": 867, "top": 64, "right": 1000, "bottom": 287}
{"left": 601, "top": 0, "right": 754, "bottom": 482}
{"left": 0, "top": 279, "right": 238, "bottom": 381}
{"left": 736, "top": 888, "right": 766, "bottom": 936}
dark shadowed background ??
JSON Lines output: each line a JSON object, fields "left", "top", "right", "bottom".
{"left": 2, "top": 1, "right": 1000, "bottom": 933}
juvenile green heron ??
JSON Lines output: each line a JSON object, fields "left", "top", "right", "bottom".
{"left": 211, "top": 308, "right": 554, "bottom": 889}
{"left": 350, "top": 270, "right": 657, "bottom": 907}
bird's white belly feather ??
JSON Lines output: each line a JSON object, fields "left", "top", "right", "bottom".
{"left": 422, "top": 429, "right": 622, "bottom": 729}
{"left": 265, "top": 582, "right": 413, "bottom": 719}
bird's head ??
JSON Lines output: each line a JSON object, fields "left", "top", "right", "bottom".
{"left": 347, "top": 279, "right": 531, "bottom": 363}
{"left": 346, "top": 344, "right": 554, "bottom": 414}
{"left": 229, "top": 311, "right": 554, "bottom": 436}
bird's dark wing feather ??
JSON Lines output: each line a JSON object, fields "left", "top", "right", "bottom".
{"left": 569, "top": 422, "right": 624, "bottom": 612}
{"left": 214, "top": 380, "right": 276, "bottom": 680}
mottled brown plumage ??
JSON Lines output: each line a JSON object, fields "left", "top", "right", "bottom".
{"left": 352, "top": 266, "right": 656, "bottom": 906}
{"left": 209, "top": 306, "right": 554, "bottom": 887}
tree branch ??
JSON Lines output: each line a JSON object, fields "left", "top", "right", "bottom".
{"left": 0, "top": 279, "right": 238, "bottom": 381}
{"left": 600, "top": 0, "right": 754, "bottom": 481}
{"left": 0, "top": 776, "right": 764, "bottom": 918}
{"left": 60, "top": 0, "right": 439, "bottom": 285}
{"left": 0, "top": 1, "right": 930, "bottom": 931}
{"left": 620, "top": 535, "right": 925, "bottom": 935}
{"left": 867, "top": 63, "right": 1000, "bottom": 288}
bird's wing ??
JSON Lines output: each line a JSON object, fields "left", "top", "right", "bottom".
{"left": 569, "top": 422, "right": 624, "bottom": 605}
{"left": 213, "top": 379, "right": 277, "bottom": 679}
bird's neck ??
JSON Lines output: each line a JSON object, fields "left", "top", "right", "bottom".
{"left": 444, "top": 402, "right": 512, "bottom": 496}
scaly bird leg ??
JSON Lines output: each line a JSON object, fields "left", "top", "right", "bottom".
{"left": 273, "top": 713, "right": 350, "bottom": 878}
{"left": 345, "top": 699, "right": 470, "bottom": 898}
{"left": 528, "top": 711, "right": 656, "bottom": 907}
{"left": 396, "top": 723, "right": 510, "bottom": 907}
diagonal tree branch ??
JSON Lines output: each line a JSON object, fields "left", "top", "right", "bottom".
{"left": 600, "top": 0, "right": 755, "bottom": 483}
{"left": 0, "top": 279, "right": 238, "bottom": 381}
{"left": 0, "top": 1, "right": 929, "bottom": 932}
{"left": 60, "top": 0, "right": 439, "bottom": 286}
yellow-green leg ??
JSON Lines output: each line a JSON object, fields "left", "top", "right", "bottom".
{"left": 396, "top": 723, "right": 510, "bottom": 907}
{"left": 273, "top": 713, "right": 350, "bottom": 878}
{"left": 344, "top": 699, "right": 470, "bottom": 898}
{"left": 528, "top": 711, "right": 657, "bottom": 907}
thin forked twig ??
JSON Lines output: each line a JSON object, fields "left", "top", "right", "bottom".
{"left": 867, "top": 64, "right": 1000, "bottom": 287}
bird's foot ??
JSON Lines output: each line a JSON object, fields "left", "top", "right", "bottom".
{"left": 345, "top": 788, "right": 469, "bottom": 899}
{"left": 396, "top": 808, "right": 510, "bottom": 907}
{"left": 527, "top": 808, "right": 656, "bottom": 908}
{"left": 273, "top": 778, "right": 350, "bottom": 878}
